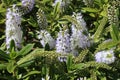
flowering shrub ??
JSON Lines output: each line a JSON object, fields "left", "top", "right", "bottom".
{"left": 0, "top": 0, "right": 120, "bottom": 80}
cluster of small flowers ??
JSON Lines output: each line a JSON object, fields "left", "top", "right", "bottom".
{"left": 52, "top": 0, "right": 71, "bottom": 9}
{"left": 70, "top": 25, "right": 90, "bottom": 56}
{"left": 36, "top": 9, "right": 48, "bottom": 29}
{"left": 95, "top": 50, "right": 115, "bottom": 64}
{"left": 37, "top": 12, "right": 90, "bottom": 57}
{"left": 111, "top": 0, "right": 120, "bottom": 7}
{"left": 108, "top": 0, "right": 120, "bottom": 25}
{"left": 70, "top": 12, "right": 90, "bottom": 56}
{"left": 38, "top": 30, "right": 55, "bottom": 49}
{"left": 56, "top": 29, "right": 71, "bottom": 54}
{"left": 5, "top": 0, "right": 35, "bottom": 51}
{"left": 72, "top": 12, "right": 87, "bottom": 31}
{"left": 36, "top": 8, "right": 55, "bottom": 50}
{"left": 21, "top": 0, "right": 35, "bottom": 14}
{"left": 56, "top": 29, "right": 71, "bottom": 62}
{"left": 108, "top": 5, "right": 118, "bottom": 25}
{"left": 55, "top": 12, "right": 91, "bottom": 58}
{"left": 6, "top": 5, "right": 23, "bottom": 49}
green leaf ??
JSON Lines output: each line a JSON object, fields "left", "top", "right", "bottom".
{"left": 82, "top": 7, "right": 99, "bottom": 13}
{"left": 27, "top": 16, "right": 38, "bottom": 27}
{"left": 17, "top": 51, "right": 35, "bottom": 66}
{"left": 9, "top": 40, "right": 15, "bottom": 52}
{"left": 0, "top": 5, "right": 6, "bottom": 13}
{"left": 17, "top": 60, "right": 34, "bottom": 67}
{"left": 1, "top": 0, "right": 15, "bottom": 7}
{"left": 7, "top": 60, "right": 16, "bottom": 73}
{"left": 110, "top": 24, "right": 119, "bottom": 41}
{"left": 93, "top": 17, "right": 107, "bottom": 42}
{"left": 66, "top": 54, "right": 73, "bottom": 70}
{"left": 0, "top": 19, "right": 5, "bottom": 24}
{"left": 100, "top": 5, "right": 108, "bottom": 17}
{"left": 42, "top": 64, "right": 48, "bottom": 75}
{"left": 94, "top": 0, "right": 103, "bottom": 7}
{"left": 104, "top": 0, "right": 108, "bottom": 3}
{"left": 0, "top": 49, "right": 10, "bottom": 60}
{"left": 10, "top": 47, "right": 17, "bottom": 59}
{"left": 53, "top": 2, "right": 60, "bottom": 18}
{"left": 22, "top": 71, "right": 41, "bottom": 79}
{"left": 0, "top": 63, "right": 7, "bottom": 70}
{"left": 71, "top": 63, "right": 85, "bottom": 70}
{"left": 97, "top": 40, "right": 120, "bottom": 51}
{"left": 17, "top": 44, "right": 34, "bottom": 57}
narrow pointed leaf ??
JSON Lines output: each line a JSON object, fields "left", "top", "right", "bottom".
{"left": 67, "top": 54, "right": 73, "bottom": 70}
{"left": 7, "top": 61, "right": 16, "bottom": 73}
{"left": 0, "top": 49, "right": 10, "bottom": 60}
{"left": 97, "top": 40, "right": 120, "bottom": 51}
{"left": 110, "top": 24, "right": 119, "bottom": 41}
{"left": 22, "top": 71, "right": 41, "bottom": 79}
{"left": 17, "top": 44, "right": 34, "bottom": 56}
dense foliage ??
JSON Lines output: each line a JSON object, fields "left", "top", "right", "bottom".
{"left": 0, "top": 0, "right": 120, "bottom": 80}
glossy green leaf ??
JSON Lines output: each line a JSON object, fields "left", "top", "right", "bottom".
{"left": 67, "top": 54, "right": 73, "bottom": 70}
{"left": 82, "top": 7, "right": 99, "bottom": 13}
{"left": 71, "top": 63, "right": 85, "bottom": 70}
{"left": 9, "top": 40, "right": 15, "bottom": 53}
{"left": 27, "top": 16, "right": 38, "bottom": 27}
{"left": 17, "top": 44, "right": 34, "bottom": 57}
{"left": 22, "top": 70, "right": 41, "bottom": 79}
{"left": 0, "top": 49, "right": 10, "bottom": 60}
{"left": 53, "top": 2, "right": 60, "bottom": 17}
{"left": 17, "top": 60, "right": 34, "bottom": 67}
{"left": 110, "top": 24, "right": 119, "bottom": 41}
{"left": 7, "top": 60, "right": 16, "bottom": 73}
{"left": 10, "top": 48, "right": 17, "bottom": 59}
{"left": 97, "top": 40, "right": 120, "bottom": 51}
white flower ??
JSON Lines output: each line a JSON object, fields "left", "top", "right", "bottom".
{"left": 56, "top": 29, "right": 71, "bottom": 54}
{"left": 52, "top": 0, "right": 70, "bottom": 9}
{"left": 38, "top": 30, "right": 55, "bottom": 49}
{"left": 42, "top": 75, "right": 50, "bottom": 80}
{"left": 72, "top": 12, "right": 87, "bottom": 31}
{"left": 70, "top": 12, "right": 90, "bottom": 56}
{"left": 95, "top": 50, "right": 115, "bottom": 64}
{"left": 21, "top": 0, "right": 35, "bottom": 14}
{"left": 70, "top": 25, "right": 90, "bottom": 56}
{"left": 6, "top": 5, "right": 22, "bottom": 49}
{"left": 56, "top": 29, "right": 71, "bottom": 62}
